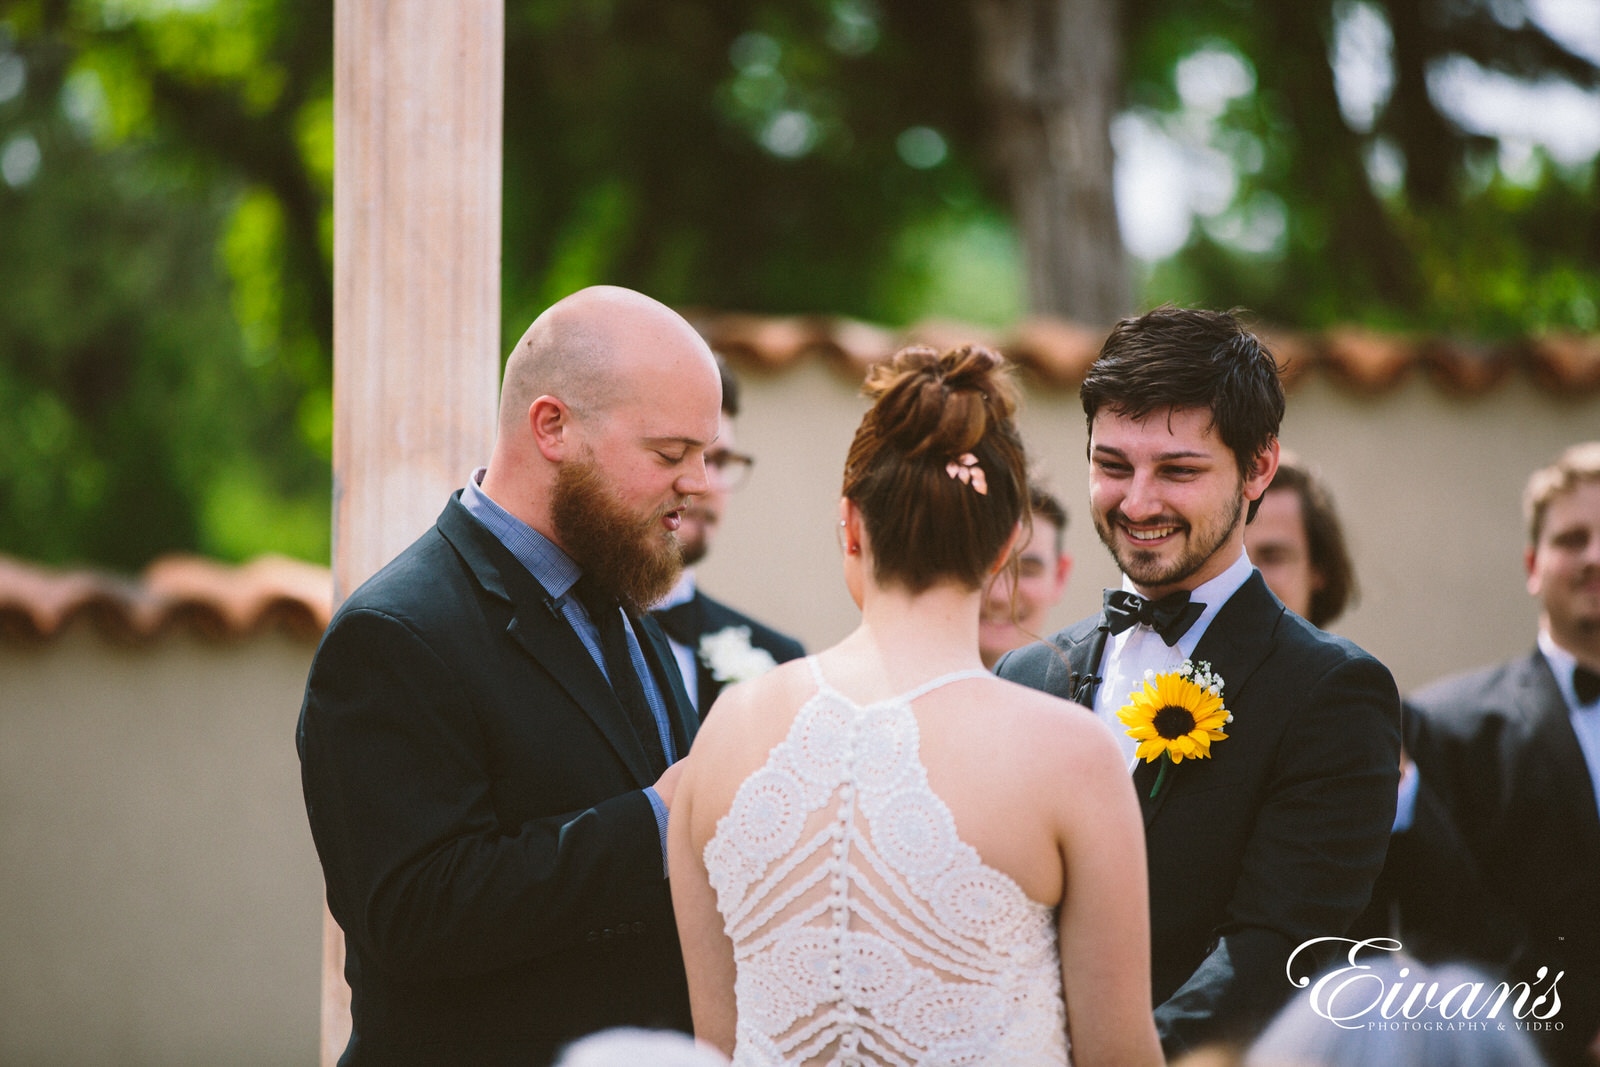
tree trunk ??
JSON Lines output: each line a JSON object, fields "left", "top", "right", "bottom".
{"left": 1258, "top": 0, "right": 1422, "bottom": 311}
{"left": 972, "top": 0, "right": 1130, "bottom": 325}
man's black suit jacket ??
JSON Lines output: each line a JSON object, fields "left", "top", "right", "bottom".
{"left": 1407, "top": 651, "right": 1600, "bottom": 1067}
{"left": 1347, "top": 768, "right": 1520, "bottom": 967}
{"left": 660, "top": 589, "right": 805, "bottom": 718}
{"left": 996, "top": 573, "right": 1401, "bottom": 1057}
{"left": 297, "top": 496, "right": 698, "bottom": 1066}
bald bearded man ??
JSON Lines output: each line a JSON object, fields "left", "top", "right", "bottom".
{"left": 298, "top": 287, "right": 719, "bottom": 1065}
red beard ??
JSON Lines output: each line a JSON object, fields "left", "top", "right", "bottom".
{"left": 551, "top": 453, "right": 685, "bottom": 612}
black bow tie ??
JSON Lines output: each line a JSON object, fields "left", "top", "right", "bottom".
{"left": 1576, "top": 664, "right": 1600, "bottom": 706}
{"left": 650, "top": 600, "right": 699, "bottom": 648}
{"left": 1103, "top": 588, "right": 1205, "bottom": 647}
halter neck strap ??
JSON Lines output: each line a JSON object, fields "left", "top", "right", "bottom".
{"left": 805, "top": 655, "right": 991, "bottom": 706}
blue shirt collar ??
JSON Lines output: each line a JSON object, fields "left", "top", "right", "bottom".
{"left": 461, "top": 467, "right": 581, "bottom": 600}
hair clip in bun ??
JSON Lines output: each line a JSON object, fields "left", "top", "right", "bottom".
{"left": 945, "top": 453, "right": 988, "bottom": 495}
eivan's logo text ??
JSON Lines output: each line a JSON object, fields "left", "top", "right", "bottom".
{"left": 1287, "top": 938, "right": 1564, "bottom": 1032}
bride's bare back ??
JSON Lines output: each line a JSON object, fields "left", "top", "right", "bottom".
{"left": 669, "top": 342, "right": 1160, "bottom": 1066}
{"left": 671, "top": 649, "right": 1161, "bottom": 1067}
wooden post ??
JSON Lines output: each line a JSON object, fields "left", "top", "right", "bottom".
{"left": 328, "top": 2, "right": 504, "bottom": 1062}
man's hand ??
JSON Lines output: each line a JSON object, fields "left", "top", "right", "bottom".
{"left": 654, "top": 759, "right": 686, "bottom": 811}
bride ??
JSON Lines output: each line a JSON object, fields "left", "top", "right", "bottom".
{"left": 668, "top": 345, "right": 1161, "bottom": 1066}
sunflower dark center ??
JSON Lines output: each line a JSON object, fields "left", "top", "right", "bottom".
{"left": 1152, "top": 705, "right": 1197, "bottom": 740}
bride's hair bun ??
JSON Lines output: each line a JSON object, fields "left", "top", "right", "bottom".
{"left": 843, "top": 344, "right": 1028, "bottom": 593}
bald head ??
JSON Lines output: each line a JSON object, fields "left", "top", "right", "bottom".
{"left": 482, "top": 286, "right": 724, "bottom": 535}
{"left": 498, "top": 286, "right": 715, "bottom": 439}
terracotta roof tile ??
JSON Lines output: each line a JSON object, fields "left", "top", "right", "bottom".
{"left": 1417, "top": 338, "right": 1510, "bottom": 395}
{"left": 1526, "top": 333, "right": 1600, "bottom": 393}
{"left": 1320, "top": 328, "right": 1419, "bottom": 393}
{"left": 690, "top": 312, "right": 1600, "bottom": 396}
{"left": 4, "top": 314, "right": 1593, "bottom": 646}
{"left": 0, "top": 552, "right": 331, "bottom": 645}
{"left": 1256, "top": 328, "right": 1319, "bottom": 390}
{"left": 686, "top": 311, "right": 899, "bottom": 376}
{"left": 1003, "top": 317, "right": 1103, "bottom": 384}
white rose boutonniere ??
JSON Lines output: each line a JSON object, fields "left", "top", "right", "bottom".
{"left": 698, "top": 625, "right": 779, "bottom": 685}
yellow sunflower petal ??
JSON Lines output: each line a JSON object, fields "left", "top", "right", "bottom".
{"left": 1155, "top": 675, "right": 1191, "bottom": 706}
{"left": 1134, "top": 739, "right": 1167, "bottom": 762}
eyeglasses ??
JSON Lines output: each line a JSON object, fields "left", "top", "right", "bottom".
{"left": 707, "top": 448, "right": 755, "bottom": 490}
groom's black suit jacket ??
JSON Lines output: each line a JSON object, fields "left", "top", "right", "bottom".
{"left": 297, "top": 495, "right": 697, "bottom": 1066}
{"left": 997, "top": 572, "right": 1401, "bottom": 1057}
{"left": 1407, "top": 651, "right": 1600, "bottom": 1067}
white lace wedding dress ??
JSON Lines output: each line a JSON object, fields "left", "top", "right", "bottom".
{"left": 703, "top": 657, "right": 1071, "bottom": 1066}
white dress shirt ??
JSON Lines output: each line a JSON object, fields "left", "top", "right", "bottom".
{"left": 1092, "top": 549, "right": 1257, "bottom": 770}
{"left": 655, "top": 570, "right": 701, "bottom": 709}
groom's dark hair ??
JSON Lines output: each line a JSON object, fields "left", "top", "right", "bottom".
{"left": 1080, "top": 306, "right": 1284, "bottom": 517}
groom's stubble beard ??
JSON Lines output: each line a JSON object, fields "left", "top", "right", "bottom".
{"left": 1094, "top": 481, "right": 1245, "bottom": 590}
{"left": 551, "top": 451, "right": 686, "bottom": 612}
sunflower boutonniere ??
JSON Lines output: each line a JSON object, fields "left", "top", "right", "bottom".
{"left": 1117, "top": 660, "right": 1232, "bottom": 799}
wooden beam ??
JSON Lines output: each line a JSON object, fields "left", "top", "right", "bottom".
{"left": 328, "top": 2, "right": 504, "bottom": 1061}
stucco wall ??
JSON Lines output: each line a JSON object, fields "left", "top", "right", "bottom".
{"left": 0, "top": 630, "right": 320, "bottom": 1065}
{"left": 701, "top": 357, "right": 1600, "bottom": 694}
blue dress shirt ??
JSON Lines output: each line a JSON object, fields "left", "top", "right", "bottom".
{"left": 461, "top": 470, "right": 674, "bottom": 869}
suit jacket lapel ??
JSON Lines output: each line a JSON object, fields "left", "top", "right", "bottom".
{"left": 635, "top": 611, "right": 700, "bottom": 756}
{"left": 1054, "top": 619, "right": 1110, "bottom": 708}
{"left": 1521, "top": 653, "right": 1600, "bottom": 855}
{"left": 436, "top": 498, "right": 660, "bottom": 787}
{"left": 1136, "top": 572, "right": 1282, "bottom": 826}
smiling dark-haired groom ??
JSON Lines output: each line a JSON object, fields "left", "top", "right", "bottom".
{"left": 997, "top": 306, "right": 1402, "bottom": 1058}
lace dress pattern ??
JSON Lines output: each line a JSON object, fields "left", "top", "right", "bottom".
{"left": 704, "top": 658, "right": 1071, "bottom": 1066}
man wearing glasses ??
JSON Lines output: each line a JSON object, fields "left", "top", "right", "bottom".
{"left": 649, "top": 356, "right": 805, "bottom": 719}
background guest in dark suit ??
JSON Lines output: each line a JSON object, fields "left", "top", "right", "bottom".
{"left": 1407, "top": 441, "right": 1600, "bottom": 1067}
{"left": 1250, "top": 454, "right": 1508, "bottom": 970}
{"left": 296, "top": 286, "right": 722, "bottom": 1066}
{"left": 997, "top": 307, "right": 1401, "bottom": 1058}
{"left": 651, "top": 356, "right": 804, "bottom": 718}
{"left": 978, "top": 483, "right": 1074, "bottom": 668}
{"left": 1244, "top": 452, "right": 1357, "bottom": 630}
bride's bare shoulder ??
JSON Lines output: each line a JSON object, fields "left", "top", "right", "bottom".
{"left": 692, "top": 657, "right": 814, "bottom": 755}
{"left": 985, "top": 677, "right": 1126, "bottom": 775}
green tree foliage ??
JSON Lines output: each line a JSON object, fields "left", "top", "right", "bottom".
{"left": 0, "top": 0, "right": 331, "bottom": 569}
{"left": 0, "top": 0, "right": 1595, "bottom": 570}
{"left": 1124, "top": 0, "right": 1600, "bottom": 334}
{"left": 499, "top": 0, "right": 1014, "bottom": 333}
